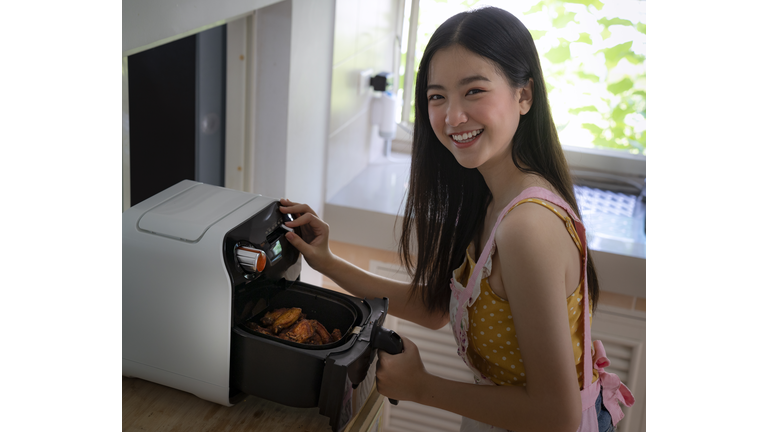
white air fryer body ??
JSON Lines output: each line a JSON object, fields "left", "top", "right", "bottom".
{"left": 122, "top": 180, "right": 275, "bottom": 405}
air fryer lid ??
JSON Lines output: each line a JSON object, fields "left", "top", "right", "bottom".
{"left": 138, "top": 184, "right": 255, "bottom": 242}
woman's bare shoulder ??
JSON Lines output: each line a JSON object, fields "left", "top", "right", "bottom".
{"left": 494, "top": 202, "right": 575, "bottom": 274}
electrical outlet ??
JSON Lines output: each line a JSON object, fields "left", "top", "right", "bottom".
{"left": 358, "top": 69, "right": 373, "bottom": 96}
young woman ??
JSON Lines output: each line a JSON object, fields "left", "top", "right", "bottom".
{"left": 280, "top": 7, "right": 633, "bottom": 432}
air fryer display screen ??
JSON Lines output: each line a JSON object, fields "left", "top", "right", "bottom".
{"left": 270, "top": 241, "right": 282, "bottom": 262}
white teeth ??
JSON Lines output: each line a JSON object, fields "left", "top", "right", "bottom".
{"left": 452, "top": 129, "right": 483, "bottom": 142}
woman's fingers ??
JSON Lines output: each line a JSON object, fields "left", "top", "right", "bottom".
{"left": 284, "top": 230, "right": 311, "bottom": 255}
{"left": 287, "top": 212, "right": 324, "bottom": 245}
{"left": 279, "top": 198, "right": 318, "bottom": 218}
{"left": 279, "top": 198, "right": 333, "bottom": 272}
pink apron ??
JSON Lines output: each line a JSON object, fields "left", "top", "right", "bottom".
{"left": 448, "top": 187, "right": 634, "bottom": 431}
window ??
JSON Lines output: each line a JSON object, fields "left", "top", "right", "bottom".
{"left": 397, "top": 0, "right": 646, "bottom": 159}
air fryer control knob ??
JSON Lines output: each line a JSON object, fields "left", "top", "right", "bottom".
{"left": 236, "top": 245, "right": 267, "bottom": 275}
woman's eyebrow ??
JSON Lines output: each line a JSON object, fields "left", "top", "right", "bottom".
{"left": 458, "top": 75, "right": 491, "bottom": 86}
{"left": 427, "top": 75, "right": 491, "bottom": 91}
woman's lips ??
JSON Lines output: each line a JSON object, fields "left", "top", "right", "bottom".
{"left": 451, "top": 129, "right": 483, "bottom": 148}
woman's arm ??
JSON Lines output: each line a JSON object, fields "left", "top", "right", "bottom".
{"left": 280, "top": 199, "right": 449, "bottom": 330}
{"left": 376, "top": 203, "right": 582, "bottom": 432}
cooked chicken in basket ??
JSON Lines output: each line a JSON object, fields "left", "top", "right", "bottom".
{"left": 245, "top": 307, "right": 344, "bottom": 345}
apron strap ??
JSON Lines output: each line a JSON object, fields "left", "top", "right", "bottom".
{"left": 512, "top": 188, "right": 592, "bottom": 381}
{"left": 452, "top": 191, "right": 526, "bottom": 336}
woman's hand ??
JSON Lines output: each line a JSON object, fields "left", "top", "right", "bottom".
{"left": 376, "top": 336, "right": 429, "bottom": 403}
{"left": 279, "top": 199, "right": 334, "bottom": 274}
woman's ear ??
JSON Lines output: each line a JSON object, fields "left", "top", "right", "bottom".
{"left": 519, "top": 78, "right": 534, "bottom": 115}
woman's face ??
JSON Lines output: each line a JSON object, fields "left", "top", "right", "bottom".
{"left": 426, "top": 45, "right": 530, "bottom": 171}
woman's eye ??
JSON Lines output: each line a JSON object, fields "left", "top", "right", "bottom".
{"left": 428, "top": 94, "right": 443, "bottom": 101}
{"left": 467, "top": 89, "right": 484, "bottom": 96}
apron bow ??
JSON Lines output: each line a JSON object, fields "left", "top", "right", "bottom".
{"left": 593, "top": 340, "right": 635, "bottom": 426}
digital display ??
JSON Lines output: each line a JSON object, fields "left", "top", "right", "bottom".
{"left": 271, "top": 241, "right": 282, "bottom": 258}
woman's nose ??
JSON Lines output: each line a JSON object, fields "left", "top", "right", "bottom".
{"left": 445, "top": 102, "right": 467, "bottom": 127}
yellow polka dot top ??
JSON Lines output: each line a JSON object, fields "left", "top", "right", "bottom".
{"left": 458, "top": 198, "right": 599, "bottom": 389}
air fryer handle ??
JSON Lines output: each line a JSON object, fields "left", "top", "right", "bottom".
{"left": 371, "top": 325, "right": 404, "bottom": 405}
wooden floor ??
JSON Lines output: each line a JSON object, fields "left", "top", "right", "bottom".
{"left": 122, "top": 377, "right": 334, "bottom": 432}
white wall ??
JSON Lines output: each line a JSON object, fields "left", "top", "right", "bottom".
{"left": 326, "top": 0, "right": 402, "bottom": 201}
{"left": 285, "top": 0, "right": 335, "bottom": 215}
{"left": 249, "top": 0, "right": 334, "bottom": 216}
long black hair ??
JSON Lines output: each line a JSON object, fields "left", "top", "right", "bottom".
{"left": 399, "top": 6, "right": 600, "bottom": 315}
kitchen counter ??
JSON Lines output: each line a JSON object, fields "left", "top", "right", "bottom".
{"left": 122, "top": 376, "right": 385, "bottom": 432}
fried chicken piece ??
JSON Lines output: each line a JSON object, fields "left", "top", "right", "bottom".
{"left": 279, "top": 319, "right": 316, "bottom": 343}
{"left": 260, "top": 308, "right": 288, "bottom": 327}
{"left": 252, "top": 306, "right": 345, "bottom": 345}
{"left": 270, "top": 308, "right": 303, "bottom": 333}
{"left": 246, "top": 322, "right": 273, "bottom": 335}
{"left": 307, "top": 332, "right": 324, "bottom": 345}
{"left": 276, "top": 319, "right": 300, "bottom": 340}
{"left": 310, "top": 320, "right": 332, "bottom": 345}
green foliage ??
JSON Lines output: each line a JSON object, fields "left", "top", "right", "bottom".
{"left": 569, "top": 106, "right": 599, "bottom": 114}
{"left": 598, "top": 17, "right": 633, "bottom": 39}
{"left": 552, "top": 9, "right": 577, "bottom": 28}
{"left": 576, "top": 33, "right": 593, "bottom": 44}
{"left": 562, "top": 0, "right": 604, "bottom": 9}
{"left": 600, "top": 41, "right": 644, "bottom": 69}
{"left": 598, "top": 17, "right": 633, "bottom": 27}
{"left": 577, "top": 71, "right": 600, "bottom": 82}
{"left": 520, "top": 0, "right": 646, "bottom": 154}
{"left": 544, "top": 43, "right": 571, "bottom": 64}
{"left": 607, "top": 77, "right": 633, "bottom": 95}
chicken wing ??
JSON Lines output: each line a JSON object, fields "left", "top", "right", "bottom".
{"left": 246, "top": 322, "right": 273, "bottom": 335}
{"left": 260, "top": 308, "right": 288, "bottom": 327}
{"left": 270, "top": 307, "right": 303, "bottom": 333}
{"left": 311, "top": 320, "right": 332, "bottom": 345}
{"left": 249, "top": 306, "right": 344, "bottom": 345}
{"left": 279, "top": 318, "right": 316, "bottom": 343}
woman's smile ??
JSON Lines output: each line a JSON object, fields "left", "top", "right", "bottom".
{"left": 451, "top": 129, "right": 484, "bottom": 147}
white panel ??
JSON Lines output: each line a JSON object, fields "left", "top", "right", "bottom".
{"left": 284, "top": 0, "right": 335, "bottom": 218}
{"left": 327, "top": 112, "right": 372, "bottom": 200}
{"left": 251, "top": 0, "right": 290, "bottom": 199}
{"left": 123, "top": 0, "right": 282, "bottom": 55}
{"left": 333, "top": 0, "right": 359, "bottom": 65}
{"left": 225, "top": 16, "right": 248, "bottom": 191}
